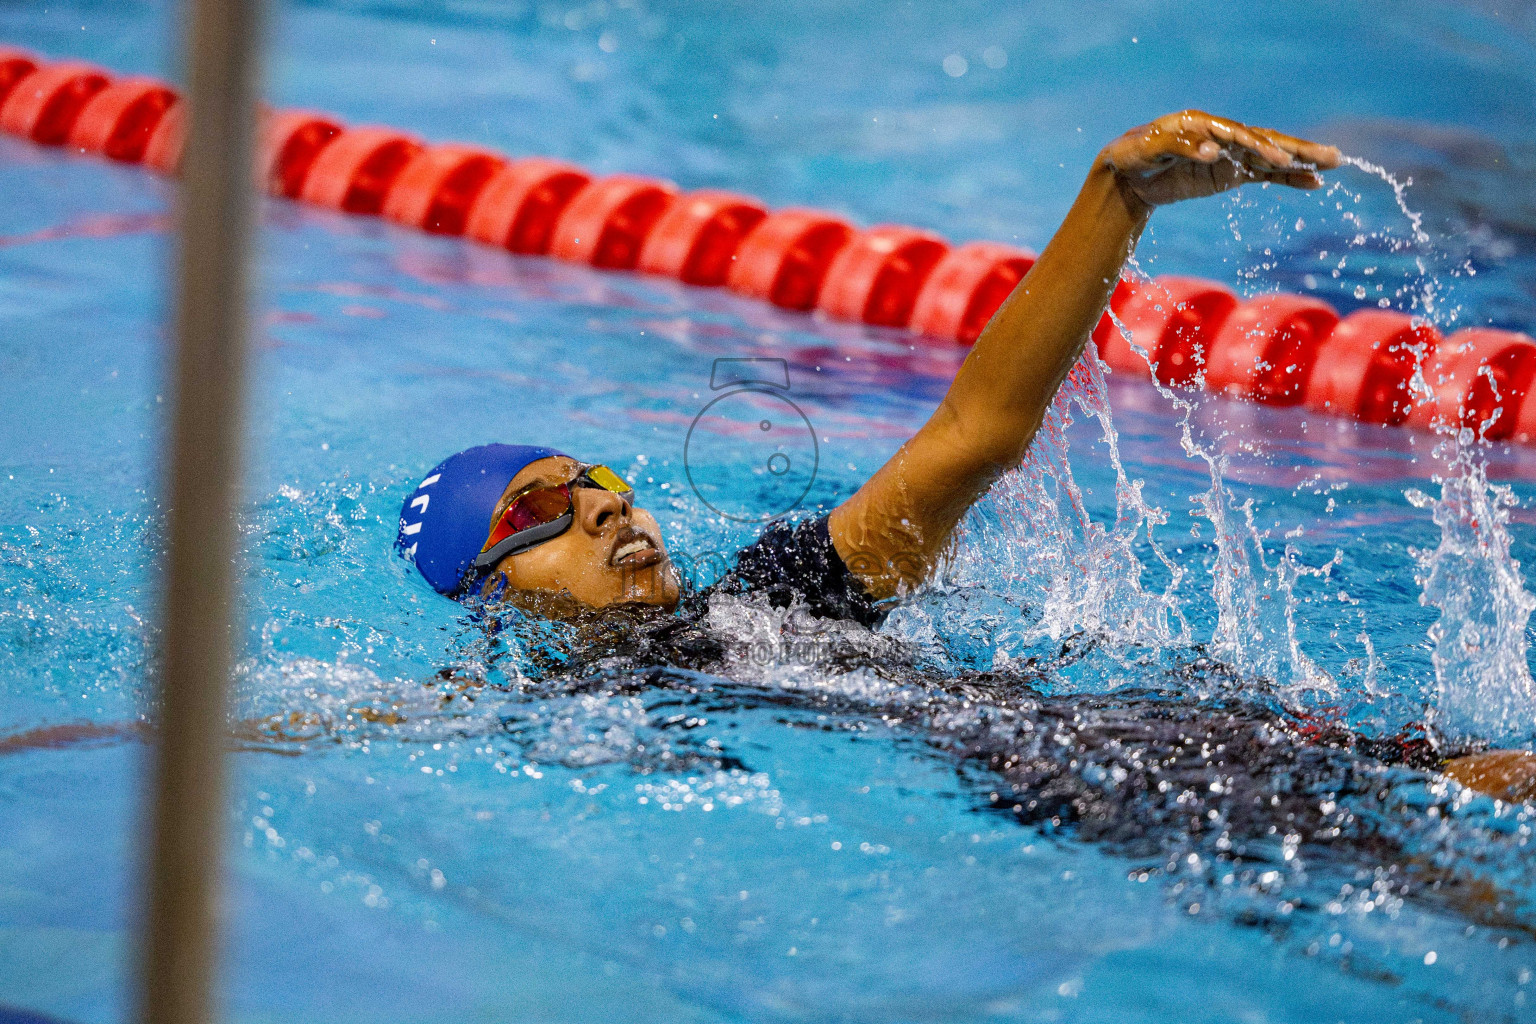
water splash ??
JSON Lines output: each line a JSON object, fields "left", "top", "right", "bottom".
{"left": 1128, "top": 303, "right": 1342, "bottom": 697}
{"left": 1335, "top": 153, "right": 1536, "bottom": 742}
{"left": 1039, "top": 266, "right": 1343, "bottom": 689}
{"left": 1132, "top": 156, "right": 1536, "bottom": 733}
{"left": 1002, "top": 351, "right": 1185, "bottom": 643}
{"left": 1409, "top": 442, "right": 1536, "bottom": 743}
{"left": 909, "top": 152, "right": 1519, "bottom": 710}
{"left": 1339, "top": 155, "right": 1432, "bottom": 247}
{"left": 898, "top": 263, "right": 1357, "bottom": 703}
{"left": 912, "top": 344, "right": 1189, "bottom": 675}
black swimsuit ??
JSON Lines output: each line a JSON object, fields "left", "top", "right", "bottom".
{"left": 709, "top": 514, "right": 884, "bottom": 627}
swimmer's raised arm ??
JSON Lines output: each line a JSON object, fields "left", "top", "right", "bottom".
{"left": 828, "top": 111, "right": 1341, "bottom": 598}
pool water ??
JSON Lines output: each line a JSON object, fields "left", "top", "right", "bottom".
{"left": 4, "top": 1, "right": 1536, "bottom": 1021}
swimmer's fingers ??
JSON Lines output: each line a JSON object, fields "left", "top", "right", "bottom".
{"left": 1228, "top": 135, "right": 1337, "bottom": 179}
{"left": 1192, "top": 113, "right": 1298, "bottom": 171}
{"left": 1225, "top": 147, "right": 1327, "bottom": 190}
{"left": 1108, "top": 114, "right": 1300, "bottom": 176}
{"left": 1113, "top": 110, "right": 1290, "bottom": 173}
{"left": 1194, "top": 113, "right": 1341, "bottom": 173}
{"left": 1215, "top": 155, "right": 1326, "bottom": 193}
{"left": 1266, "top": 167, "right": 1326, "bottom": 190}
{"left": 1246, "top": 123, "right": 1342, "bottom": 171}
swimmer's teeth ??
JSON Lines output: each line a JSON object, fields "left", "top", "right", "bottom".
{"left": 615, "top": 539, "right": 652, "bottom": 561}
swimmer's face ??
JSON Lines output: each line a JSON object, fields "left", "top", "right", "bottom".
{"left": 479, "top": 456, "right": 680, "bottom": 612}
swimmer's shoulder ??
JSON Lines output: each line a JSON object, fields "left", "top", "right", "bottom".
{"left": 704, "top": 514, "right": 885, "bottom": 627}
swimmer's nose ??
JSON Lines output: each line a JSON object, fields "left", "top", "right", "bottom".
{"left": 577, "top": 483, "right": 631, "bottom": 536}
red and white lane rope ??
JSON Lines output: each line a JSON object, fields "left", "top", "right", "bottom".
{"left": 4, "top": 45, "right": 1535, "bottom": 443}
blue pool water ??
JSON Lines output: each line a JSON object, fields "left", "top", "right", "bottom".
{"left": 4, "top": 1, "right": 1536, "bottom": 1021}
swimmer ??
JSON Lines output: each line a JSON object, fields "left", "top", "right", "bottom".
{"left": 391, "top": 108, "right": 1536, "bottom": 802}
{"left": 399, "top": 110, "right": 1344, "bottom": 620}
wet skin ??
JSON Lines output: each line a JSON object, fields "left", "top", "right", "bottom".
{"left": 476, "top": 455, "right": 681, "bottom": 612}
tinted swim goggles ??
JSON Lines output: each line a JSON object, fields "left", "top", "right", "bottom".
{"left": 472, "top": 462, "right": 635, "bottom": 570}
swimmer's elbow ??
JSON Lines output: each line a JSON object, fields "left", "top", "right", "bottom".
{"left": 928, "top": 397, "right": 1039, "bottom": 479}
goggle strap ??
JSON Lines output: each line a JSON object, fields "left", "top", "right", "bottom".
{"left": 471, "top": 512, "right": 574, "bottom": 569}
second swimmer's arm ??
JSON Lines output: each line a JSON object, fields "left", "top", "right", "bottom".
{"left": 829, "top": 111, "right": 1340, "bottom": 599}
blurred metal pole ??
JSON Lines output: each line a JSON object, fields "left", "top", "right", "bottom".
{"left": 140, "top": 0, "right": 262, "bottom": 1022}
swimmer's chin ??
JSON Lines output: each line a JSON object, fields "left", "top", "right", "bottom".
{"left": 484, "top": 584, "right": 681, "bottom": 621}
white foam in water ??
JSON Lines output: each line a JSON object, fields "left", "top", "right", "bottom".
{"left": 632, "top": 769, "right": 783, "bottom": 815}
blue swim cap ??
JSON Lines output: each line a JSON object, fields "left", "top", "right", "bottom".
{"left": 397, "top": 443, "right": 565, "bottom": 595}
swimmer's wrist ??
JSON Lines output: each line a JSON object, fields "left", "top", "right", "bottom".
{"left": 1087, "top": 153, "right": 1154, "bottom": 228}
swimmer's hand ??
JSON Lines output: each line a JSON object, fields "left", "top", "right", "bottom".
{"left": 1100, "top": 110, "right": 1341, "bottom": 209}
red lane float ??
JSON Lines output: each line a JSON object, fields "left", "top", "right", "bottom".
{"left": 818, "top": 225, "right": 950, "bottom": 328}
{"left": 258, "top": 110, "right": 343, "bottom": 198}
{"left": 0, "top": 48, "right": 37, "bottom": 107}
{"left": 549, "top": 174, "right": 677, "bottom": 269}
{"left": 382, "top": 144, "right": 506, "bottom": 235}
{"left": 1513, "top": 367, "right": 1536, "bottom": 444}
{"left": 299, "top": 126, "right": 424, "bottom": 215}
{"left": 1408, "top": 328, "right": 1536, "bottom": 440}
{"left": 13, "top": 45, "right": 1536, "bottom": 448}
{"left": 142, "top": 99, "right": 185, "bottom": 173}
{"left": 65, "top": 77, "right": 176, "bottom": 162}
{"left": 1305, "top": 311, "right": 1440, "bottom": 426}
{"left": 637, "top": 189, "right": 767, "bottom": 286}
{"left": 910, "top": 241, "right": 1035, "bottom": 344}
{"left": 1100, "top": 277, "right": 1238, "bottom": 387}
{"left": 727, "top": 208, "right": 853, "bottom": 311}
{"left": 0, "top": 61, "right": 109, "bottom": 145}
{"left": 466, "top": 157, "right": 591, "bottom": 255}
{"left": 1205, "top": 294, "right": 1339, "bottom": 404}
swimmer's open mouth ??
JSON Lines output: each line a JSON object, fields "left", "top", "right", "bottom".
{"left": 610, "top": 527, "right": 663, "bottom": 569}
